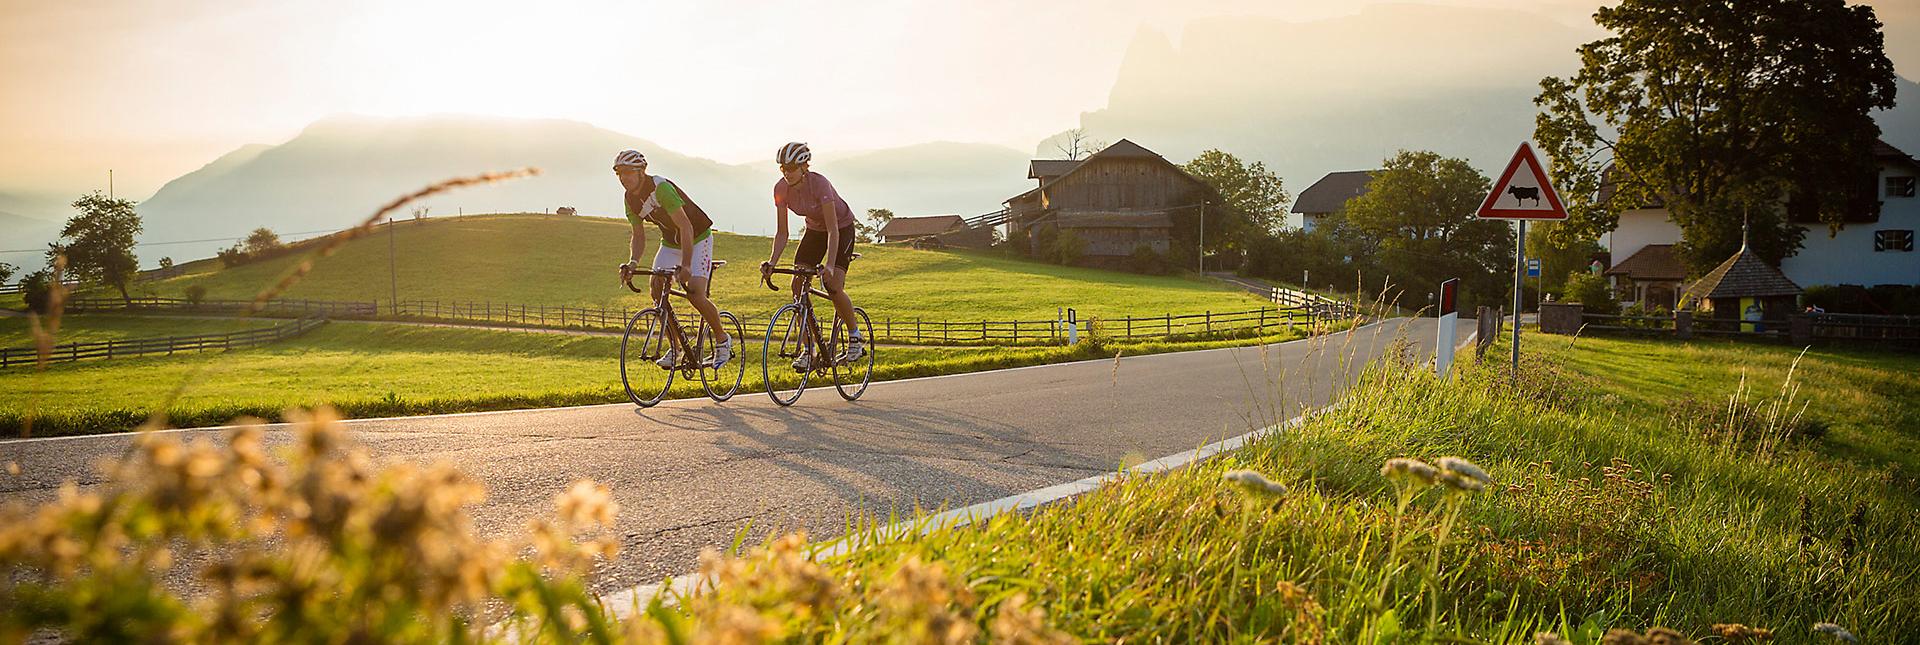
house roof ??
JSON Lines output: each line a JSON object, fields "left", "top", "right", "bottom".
{"left": 1291, "top": 170, "right": 1376, "bottom": 214}
{"left": 1004, "top": 138, "right": 1215, "bottom": 205}
{"left": 1604, "top": 244, "right": 1686, "bottom": 281}
{"left": 1872, "top": 138, "right": 1918, "bottom": 166}
{"left": 1052, "top": 211, "right": 1174, "bottom": 229}
{"left": 1683, "top": 245, "right": 1803, "bottom": 301}
{"left": 1028, "top": 160, "right": 1081, "bottom": 179}
{"left": 878, "top": 215, "right": 966, "bottom": 238}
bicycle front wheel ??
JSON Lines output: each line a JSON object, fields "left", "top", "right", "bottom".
{"left": 700, "top": 311, "right": 746, "bottom": 402}
{"left": 620, "top": 308, "right": 674, "bottom": 407}
{"left": 763, "top": 303, "right": 809, "bottom": 406}
{"left": 832, "top": 307, "right": 875, "bottom": 401}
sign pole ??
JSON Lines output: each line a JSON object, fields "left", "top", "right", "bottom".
{"left": 1512, "top": 220, "right": 1525, "bottom": 377}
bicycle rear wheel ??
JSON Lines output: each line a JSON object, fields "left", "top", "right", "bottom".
{"left": 700, "top": 311, "right": 746, "bottom": 401}
{"left": 763, "top": 303, "right": 809, "bottom": 406}
{"left": 620, "top": 308, "right": 674, "bottom": 407}
{"left": 831, "top": 307, "right": 875, "bottom": 401}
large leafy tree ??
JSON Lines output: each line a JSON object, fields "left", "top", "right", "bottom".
{"left": 0, "top": 261, "right": 15, "bottom": 287}
{"left": 49, "top": 192, "right": 142, "bottom": 301}
{"left": 1535, "top": 0, "right": 1896, "bottom": 274}
{"left": 1341, "top": 150, "right": 1511, "bottom": 309}
{"left": 1183, "top": 149, "right": 1290, "bottom": 261}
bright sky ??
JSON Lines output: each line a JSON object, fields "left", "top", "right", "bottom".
{"left": 2, "top": 0, "right": 1914, "bottom": 202}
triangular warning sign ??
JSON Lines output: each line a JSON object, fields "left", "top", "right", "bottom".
{"left": 1477, "top": 142, "right": 1568, "bottom": 220}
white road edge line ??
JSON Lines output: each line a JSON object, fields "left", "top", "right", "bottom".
{"left": 597, "top": 405, "right": 1331, "bottom": 618}
{"left": 1, "top": 319, "right": 1400, "bottom": 446}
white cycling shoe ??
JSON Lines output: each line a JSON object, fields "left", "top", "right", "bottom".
{"left": 711, "top": 337, "right": 733, "bottom": 369}
{"left": 655, "top": 348, "right": 680, "bottom": 369}
{"left": 839, "top": 337, "right": 866, "bottom": 363}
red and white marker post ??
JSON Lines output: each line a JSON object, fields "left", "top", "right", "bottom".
{"left": 1476, "top": 142, "right": 1569, "bottom": 376}
{"left": 1436, "top": 278, "right": 1460, "bottom": 377}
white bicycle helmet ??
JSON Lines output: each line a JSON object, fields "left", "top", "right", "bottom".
{"left": 613, "top": 149, "right": 647, "bottom": 168}
{"left": 776, "top": 142, "right": 812, "bottom": 165}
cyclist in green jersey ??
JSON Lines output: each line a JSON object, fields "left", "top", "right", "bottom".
{"left": 613, "top": 149, "right": 733, "bottom": 368}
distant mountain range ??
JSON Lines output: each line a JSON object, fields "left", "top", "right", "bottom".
{"left": 123, "top": 115, "right": 1032, "bottom": 264}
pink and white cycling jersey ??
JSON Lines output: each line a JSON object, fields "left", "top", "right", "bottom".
{"left": 773, "top": 172, "right": 856, "bottom": 232}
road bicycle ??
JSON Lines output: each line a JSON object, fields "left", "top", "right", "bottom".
{"left": 619, "top": 261, "right": 745, "bottom": 407}
{"left": 760, "top": 258, "right": 875, "bottom": 406}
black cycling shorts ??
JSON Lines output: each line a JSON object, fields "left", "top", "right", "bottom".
{"left": 794, "top": 224, "right": 856, "bottom": 269}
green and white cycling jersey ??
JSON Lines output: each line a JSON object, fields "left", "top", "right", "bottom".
{"left": 624, "top": 175, "right": 715, "bottom": 249}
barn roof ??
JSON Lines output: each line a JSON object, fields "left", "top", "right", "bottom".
{"left": 1604, "top": 244, "right": 1686, "bottom": 281}
{"left": 878, "top": 215, "right": 965, "bottom": 238}
{"left": 1005, "top": 138, "right": 1214, "bottom": 205}
{"left": 1028, "top": 160, "right": 1081, "bottom": 179}
{"left": 1291, "top": 170, "right": 1376, "bottom": 214}
{"left": 1683, "top": 245, "right": 1802, "bottom": 301}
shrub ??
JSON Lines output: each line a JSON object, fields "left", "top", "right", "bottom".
{"left": 1561, "top": 271, "right": 1618, "bottom": 314}
{"left": 184, "top": 284, "right": 208, "bottom": 309}
{"left": 1049, "top": 230, "right": 1086, "bottom": 266}
{"left": 1126, "top": 245, "right": 1171, "bottom": 275}
{"left": 158, "top": 257, "right": 174, "bottom": 270}
{"left": 216, "top": 244, "right": 249, "bottom": 268}
{"left": 21, "top": 268, "right": 55, "bottom": 314}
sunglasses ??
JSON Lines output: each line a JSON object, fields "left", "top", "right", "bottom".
{"left": 779, "top": 163, "right": 804, "bottom": 172}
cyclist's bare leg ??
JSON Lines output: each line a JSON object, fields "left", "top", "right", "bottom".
{"left": 822, "top": 268, "right": 859, "bottom": 338}
{"left": 682, "top": 276, "right": 730, "bottom": 342}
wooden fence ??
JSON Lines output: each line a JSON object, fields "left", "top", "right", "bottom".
{"left": 1549, "top": 305, "right": 1919, "bottom": 347}
{"left": 0, "top": 317, "right": 328, "bottom": 368}
{"left": 1269, "top": 287, "right": 1357, "bottom": 319}
{"left": 44, "top": 297, "right": 1355, "bottom": 347}
{"left": 65, "top": 297, "right": 378, "bottom": 318}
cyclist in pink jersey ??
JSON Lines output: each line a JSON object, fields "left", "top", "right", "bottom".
{"left": 761, "top": 142, "right": 864, "bottom": 367}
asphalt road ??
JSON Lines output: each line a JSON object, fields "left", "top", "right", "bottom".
{"left": 1, "top": 317, "right": 1464, "bottom": 596}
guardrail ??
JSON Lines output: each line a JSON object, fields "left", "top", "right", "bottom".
{"left": 0, "top": 317, "right": 328, "bottom": 368}
{"left": 1269, "top": 287, "right": 1357, "bottom": 319}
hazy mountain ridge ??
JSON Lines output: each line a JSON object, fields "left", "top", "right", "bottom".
{"left": 1069, "top": 4, "right": 1587, "bottom": 190}
{"left": 1070, "top": 3, "right": 1920, "bottom": 203}
{"left": 135, "top": 116, "right": 1031, "bottom": 264}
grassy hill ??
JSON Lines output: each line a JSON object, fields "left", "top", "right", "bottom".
{"left": 128, "top": 213, "right": 1270, "bottom": 323}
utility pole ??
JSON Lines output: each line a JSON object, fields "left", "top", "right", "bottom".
{"left": 108, "top": 169, "right": 114, "bottom": 200}
{"left": 388, "top": 216, "right": 398, "bottom": 315}
{"left": 1197, "top": 199, "right": 1206, "bottom": 273}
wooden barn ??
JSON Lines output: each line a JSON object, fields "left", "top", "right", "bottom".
{"left": 876, "top": 214, "right": 995, "bottom": 248}
{"left": 1005, "top": 139, "right": 1217, "bottom": 268}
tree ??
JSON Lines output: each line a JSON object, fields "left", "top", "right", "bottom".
{"left": 856, "top": 208, "right": 895, "bottom": 244}
{"left": 1341, "top": 150, "right": 1511, "bottom": 309}
{"left": 49, "top": 193, "right": 141, "bottom": 301}
{"left": 0, "top": 261, "right": 15, "bottom": 286}
{"left": 1053, "top": 129, "right": 1107, "bottom": 161}
{"left": 1534, "top": 0, "right": 1896, "bottom": 274}
{"left": 21, "top": 268, "right": 56, "bottom": 314}
{"left": 1183, "top": 150, "right": 1291, "bottom": 263}
{"left": 244, "top": 228, "right": 283, "bottom": 255}
{"left": 158, "top": 257, "right": 174, "bottom": 270}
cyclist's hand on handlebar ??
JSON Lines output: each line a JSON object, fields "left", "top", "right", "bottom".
{"left": 675, "top": 264, "right": 691, "bottom": 284}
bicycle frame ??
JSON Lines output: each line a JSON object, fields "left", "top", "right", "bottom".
{"left": 763, "top": 267, "right": 840, "bottom": 367}
{"left": 625, "top": 267, "right": 717, "bottom": 370}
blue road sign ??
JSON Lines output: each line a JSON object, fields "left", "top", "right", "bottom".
{"left": 1526, "top": 258, "right": 1541, "bottom": 278}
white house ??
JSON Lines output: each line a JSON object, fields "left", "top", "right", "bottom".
{"left": 1605, "top": 139, "right": 1920, "bottom": 306}
{"left": 1291, "top": 170, "right": 1376, "bottom": 233}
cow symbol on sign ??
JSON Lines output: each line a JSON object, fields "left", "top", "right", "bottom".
{"left": 1507, "top": 186, "right": 1541, "bottom": 206}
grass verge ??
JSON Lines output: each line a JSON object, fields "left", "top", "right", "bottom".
{"left": 654, "top": 334, "right": 1919, "bottom": 641}
{"left": 1, "top": 319, "right": 1322, "bottom": 437}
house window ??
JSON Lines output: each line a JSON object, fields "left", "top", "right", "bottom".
{"left": 1875, "top": 229, "right": 1914, "bottom": 252}
{"left": 1889, "top": 176, "right": 1917, "bottom": 198}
